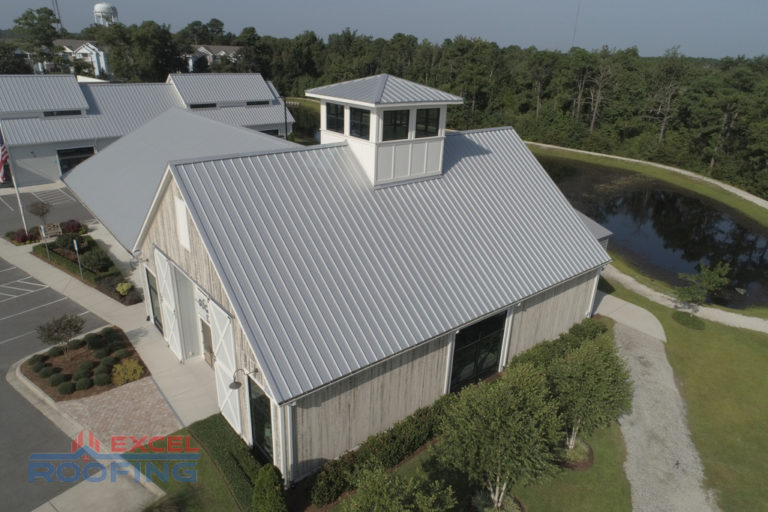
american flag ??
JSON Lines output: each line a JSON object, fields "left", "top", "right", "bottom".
{"left": 0, "top": 128, "right": 8, "bottom": 183}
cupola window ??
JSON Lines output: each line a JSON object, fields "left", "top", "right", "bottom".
{"left": 326, "top": 102, "right": 344, "bottom": 133}
{"left": 415, "top": 108, "right": 440, "bottom": 138}
{"left": 382, "top": 110, "right": 410, "bottom": 141}
{"left": 349, "top": 107, "right": 370, "bottom": 140}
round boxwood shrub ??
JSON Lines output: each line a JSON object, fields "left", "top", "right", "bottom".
{"left": 67, "top": 338, "right": 86, "bottom": 350}
{"left": 78, "top": 360, "right": 97, "bottom": 372}
{"left": 29, "top": 354, "right": 48, "bottom": 365}
{"left": 109, "top": 341, "right": 127, "bottom": 352}
{"left": 100, "top": 356, "right": 117, "bottom": 367}
{"left": 31, "top": 360, "right": 46, "bottom": 373}
{"left": 76, "top": 377, "right": 93, "bottom": 391}
{"left": 47, "top": 346, "right": 64, "bottom": 358}
{"left": 57, "top": 381, "right": 76, "bottom": 395}
{"left": 93, "top": 364, "right": 111, "bottom": 375}
{"left": 84, "top": 333, "right": 107, "bottom": 350}
{"left": 48, "top": 373, "right": 69, "bottom": 387}
{"left": 113, "top": 348, "right": 132, "bottom": 360}
{"left": 94, "top": 373, "right": 111, "bottom": 386}
{"left": 93, "top": 347, "right": 110, "bottom": 359}
{"left": 39, "top": 366, "right": 59, "bottom": 378}
{"left": 73, "top": 369, "right": 91, "bottom": 381}
{"left": 100, "top": 327, "right": 122, "bottom": 342}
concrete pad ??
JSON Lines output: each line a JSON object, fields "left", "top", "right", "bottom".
{"left": 32, "top": 474, "right": 162, "bottom": 512}
{"left": 594, "top": 291, "right": 667, "bottom": 341}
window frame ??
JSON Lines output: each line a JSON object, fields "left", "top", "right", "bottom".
{"left": 326, "top": 102, "right": 344, "bottom": 133}
{"left": 415, "top": 108, "right": 441, "bottom": 138}
{"left": 382, "top": 109, "right": 410, "bottom": 141}
{"left": 56, "top": 146, "right": 95, "bottom": 174}
{"left": 349, "top": 107, "right": 370, "bottom": 140}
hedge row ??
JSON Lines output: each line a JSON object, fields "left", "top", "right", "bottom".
{"left": 310, "top": 392, "right": 457, "bottom": 506}
{"left": 187, "top": 414, "right": 262, "bottom": 510}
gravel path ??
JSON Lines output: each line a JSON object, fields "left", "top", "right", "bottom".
{"left": 614, "top": 322, "right": 720, "bottom": 512}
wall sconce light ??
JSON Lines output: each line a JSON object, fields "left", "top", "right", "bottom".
{"left": 229, "top": 368, "right": 259, "bottom": 389}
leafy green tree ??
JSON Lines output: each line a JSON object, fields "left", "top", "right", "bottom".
{"left": 13, "top": 7, "right": 61, "bottom": 70}
{"left": 0, "top": 41, "right": 33, "bottom": 73}
{"left": 676, "top": 261, "right": 731, "bottom": 310}
{"left": 339, "top": 467, "right": 455, "bottom": 512}
{"left": 438, "top": 363, "right": 561, "bottom": 509}
{"left": 36, "top": 314, "right": 86, "bottom": 358}
{"left": 251, "top": 464, "right": 287, "bottom": 512}
{"left": 549, "top": 334, "right": 632, "bottom": 450}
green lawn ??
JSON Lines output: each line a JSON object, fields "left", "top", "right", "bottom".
{"left": 601, "top": 278, "right": 768, "bottom": 511}
{"left": 391, "top": 423, "right": 630, "bottom": 512}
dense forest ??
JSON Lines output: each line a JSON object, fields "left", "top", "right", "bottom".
{"left": 3, "top": 10, "right": 768, "bottom": 198}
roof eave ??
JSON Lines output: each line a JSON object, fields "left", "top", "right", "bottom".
{"left": 304, "top": 92, "right": 463, "bottom": 108}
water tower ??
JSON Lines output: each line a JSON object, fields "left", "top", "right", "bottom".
{"left": 93, "top": 2, "right": 118, "bottom": 26}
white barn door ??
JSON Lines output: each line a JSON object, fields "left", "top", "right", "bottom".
{"left": 154, "top": 249, "right": 183, "bottom": 361}
{"left": 210, "top": 300, "right": 242, "bottom": 435}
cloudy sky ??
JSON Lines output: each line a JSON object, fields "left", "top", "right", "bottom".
{"left": 2, "top": 0, "right": 766, "bottom": 58}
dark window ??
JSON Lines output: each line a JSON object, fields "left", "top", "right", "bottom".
{"left": 450, "top": 312, "right": 506, "bottom": 392}
{"left": 382, "top": 110, "right": 410, "bottom": 141}
{"left": 415, "top": 108, "right": 440, "bottom": 138}
{"left": 326, "top": 102, "right": 344, "bottom": 133}
{"left": 189, "top": 103, "right": 216, "bottom": 109}
{"left": 146, "top": 270, "right": 163, "bottom": 334}
{"left": 249, "top": 379, "right": 273, "bottom": 462}
{"left": 260, "top": 129, "right": 279, "bottom": 136}
{"left": 349, "top": 107, "right": 370, "bottom": 140}
{"left": 247, "top": 100, "right": 269, "bottom": 106}
{"left": 57, "top": 146, "right": 95, "bottom": 174}
{"left": 43, "top": 110, "right": 82, "bottom": 117}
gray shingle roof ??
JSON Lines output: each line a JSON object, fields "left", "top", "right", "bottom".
{"left": 0, "top": 74, "right": 88, "bottom": 115}
{"left": 305, "top": 74, "right": 463, "bottom": 105}
{"left": 168, "top": 73, "right": 276, "bottom": 105}
{"left": 63, "top": 108, "right": 298, "bottom": 251}
{"left": 169, "top": 127, "right": 610, "bottom": 403}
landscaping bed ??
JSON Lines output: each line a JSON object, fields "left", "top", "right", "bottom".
{"left": 21, "top": 326, "right": 149, "bottom": 401}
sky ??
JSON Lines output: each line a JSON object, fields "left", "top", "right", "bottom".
{"left": 2, "top": 0, "right": 767, "bottom": 58}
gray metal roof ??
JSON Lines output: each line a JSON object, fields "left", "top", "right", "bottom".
{"left": 63, "top": 108, "right": 298, "bottom": 251}
{"left": 305, "top": 74, "right": 463, "bottom": 105}
{"left": 193, "top": 104, "right": 294, "bottom": 128}
{"left": 576, "top": 210, "right": 612, "bottom": 242}
{"left": 168, "top": 73, "right": 276, "bottom": 105}
{"left": 169, "top": 127, "right": 610, "bottom": 403}
{"left": 0, "top": 74, "right": 88, "bottom": 115}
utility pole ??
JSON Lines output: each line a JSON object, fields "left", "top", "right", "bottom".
{"left": 51, "top": 0, "right": 63, "bottom": 30}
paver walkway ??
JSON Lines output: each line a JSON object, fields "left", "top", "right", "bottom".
{"left": 595, "top": 294, "right": 720, "bottom": 512}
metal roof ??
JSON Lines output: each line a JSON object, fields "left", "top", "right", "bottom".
{"left": 193, "top": 104, "right": 294, "bottom": 127}
{"left": 169, "top": 127, "right": 610, "bottom": 403}
{"left": 0, "top": 74, "right": 88, "bottom": 115}
{"left": 168, "top": 73, "right": 276, "bottom": 105}
{"left": 576, "top": 210, "right": 612, "bottom": 242}
{"left": 305, "top": 74, "right": 463, "bottom": 105}
{"left": 63, "top": 108, "right": 298, "bottom": 251}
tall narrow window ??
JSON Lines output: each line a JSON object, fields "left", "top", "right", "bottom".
{"left": 249, "top": 379, "right": 273, "bottom": 462}
{"left": 175, "top": 196, "right": 190, "bottom": 251}
{"left": 415, "top": 108, "right": 440, "bottom": 138}
{"left": 326, "top": 102, "right": 344, "bottom": 133}
{"left": 349, "top": 107, "right": 370, "bottom": 140}
{"left": 146, "top": 269, "right": 163, "bottom": 333}
{"left": 382, "top": 110, "right": 410, "bottom": 141}
{"left": 449, "top": 312, "right": 506, "bottom": 392}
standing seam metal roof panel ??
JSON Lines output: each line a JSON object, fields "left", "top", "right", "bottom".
{"left": 305, "top": 74, "right": 463, "bottom": 104}
{"left": 171, "top": 127, "right": 610, "bottom": 404}
{"left": 0, "top": 74, "right": 88, "bottom": 114}
{"left": 168, "top": 73, "right": 276, "bottom": 105}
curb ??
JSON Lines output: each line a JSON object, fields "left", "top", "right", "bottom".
{"left": 6, "top": 353, "right": 166, "bottom": 503}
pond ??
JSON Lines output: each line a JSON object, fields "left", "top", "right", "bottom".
{"left": 539, "top": 155, "right": 768, "bottom": 310}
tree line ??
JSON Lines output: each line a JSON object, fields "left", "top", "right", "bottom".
{"left": 3, "top": 8, "right": 768, "bottom": 199}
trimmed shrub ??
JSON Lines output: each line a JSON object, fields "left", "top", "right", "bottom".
{"left": 78, "top": 360, "right": 97, "bottom": 372}
{"left": 67, "top": 338, "right": 86, "bottom": 350}
{"left": 101, "top": 327, "right": 123, "bottom": 343}
{"left": 47, "top": 346, "right": 64, "bottom": 358}
{"left": 252, "top": 464, "right": 287, "bottom": 512}
{"left": 36, "top": 363, "right": 51, "bottom": 375}
{"left": 76, "top": 377, "right": 93, "bottom": 391}
{"left": 39, "top": 366, "right": 59, "bottom": 378}
{"left": 111, "top": 359, "right": 144, "bottom": 386}
{"left": 100, "top": 356, "right": 117, "bottom": 367}
{"left": 13, "top": 228, "right": 29, "bottom": 244}
{"left": 113, "top": 348, "right": 132, "bottom": 360}
{"left": 93, "top": 364, "right": 111, "bottom": 375}
{"left": 93, "top": 348, "right": 110, "bottom": 359}
{"left": 115, "top": 282, "right": 133, "bottom": 296}
{"left": 60, "top": 219, "right": 83, "bottom": 234}
{"left": 73, "top": 369, "right": 91, "bottom": 381}
{"left": 54, "top": 232, "right": 84, "bottom": 251}
{"left": 84, "top": 333, "right": 107, "bottom": 350}
{"left": 109, "top": 341, "right": 127, "bottom": 352}
{"left": 48, "top": 373, "right": 69, "bottom": 386}
{"left": 81, "top": 247, "right": 113, "bottom": 273}
{"left": 94, "top": 373, "right": 111, "bottom": 386}
{"left": 57, "top": 381, "right": 76, "bottom": 395}
{"left": 29, "top": 354, "right": 48, "bottom": 365}
{"left": 31, "top": 360, "right": 46, "bottom": 373}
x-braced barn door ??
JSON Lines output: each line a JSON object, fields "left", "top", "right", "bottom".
{"left": 210, "top": 300, "right": 242, "bottom": 435}
{"left": 154, "top": 249, "right": 183, "bottom": 361}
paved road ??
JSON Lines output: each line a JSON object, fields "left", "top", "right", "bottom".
{"left": 0, "top": 255, "right": 106, "bottom": 512}
{"left": 0, "top": 187, "right": 94, "bottom": 236}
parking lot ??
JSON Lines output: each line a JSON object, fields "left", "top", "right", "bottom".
{"left": 0, "top": 255, "right": 107, "bottom": 511}
{"left": 0, "top": 186, "right": 95, "bottom": 235}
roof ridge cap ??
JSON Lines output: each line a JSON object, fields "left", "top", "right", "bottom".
{"left": 374, "top": 74, "right": 390, "bottom": 104}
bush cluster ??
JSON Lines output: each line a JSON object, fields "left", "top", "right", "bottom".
{"left": 48, "top": 373, "right": 69, "bottom": 387}
{"left": 67, "top": 338, "right": 86, "bottom": 350}
{"left": 39, "top": 366, "right": 59, "bottom": 378}
{"left": 310, "top": 392, "right": 456, "bottom": 506}
{"left": 252, "top": 464, "right": 287, "bottom": 512}
{"left": 11, "top": 228, "right": 41, "bottom": 244}
{"left": 111, "top": 358, "right": 145, "bottom": 386}
{"left": 94, "top": 373, "right": 111, "bottom": 386}
{"left": 84, "top": 333, "right": 107, "bottom": 350}
{"left": 60, "top": 219, "right": 85, "bottom": 234}
{"left": 76, "top": 377, "right": 93, "bottom": 390}
{"left": 57, "top": 382, "right": 75, "bottom": 395}
{"left": 47, "top": 346, "right": 64, "bottom": 358}
{"left": 81, "top": 246, "right": 113, "bottom": 273}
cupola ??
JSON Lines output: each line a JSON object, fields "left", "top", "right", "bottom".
{"left": 306, "top": 74, "right": 463, "bottom": 187}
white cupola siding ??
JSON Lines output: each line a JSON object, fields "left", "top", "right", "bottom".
{"left": 306, "top": 75, "right": 463, "bottom": 187}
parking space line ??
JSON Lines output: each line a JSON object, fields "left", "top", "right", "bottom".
{"left": 0, "top": 283, "right": 42, "bottom": 293}
{"left": 0, "top": 287, "right": 49, "bottom": 303}
{"left": 0, "top": 266, "right": 17, "bottom": 272}
{"left": 0, "top": 330, "right": 36, "bottom": 346}
{"left": 0, "top": 195, "right": 14, "bottom": 212}
{"left": 0, "top": 297, "right": 67, "bottom": 321}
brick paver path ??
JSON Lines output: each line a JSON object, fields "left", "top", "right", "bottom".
{"left": 59, "top": 377, "right": 182, "bottom": 442}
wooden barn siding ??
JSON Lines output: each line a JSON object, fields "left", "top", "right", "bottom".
{"left": 505, "top": 269, "right": 599, "bottom": 360}
{"left": 139, "top": 177, "right": 267, "bottom": 445}
{"left": 291, "top": 334, "right": 452, "bottom": 480}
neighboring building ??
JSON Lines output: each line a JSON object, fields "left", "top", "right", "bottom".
{"left": 54, "top": 39, "right": 109, "bottom": 77}
{"left": 0, "top": 73, "right": 293, "bottom": 186}
{"left": 65, "top": 74, "right": 611, "bottom": 484}
{"left": 186, "top": 45, "right": 241, "bottom": 72}
{"left": 93, "top": 2, "right": 119, "bottom": 26}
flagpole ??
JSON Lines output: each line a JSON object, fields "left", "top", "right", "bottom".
{"left": 13, "top": 166, "right": 29, "bottom": 235}
{"left": 0, "top": 124, "right": 28, "bottom": 234}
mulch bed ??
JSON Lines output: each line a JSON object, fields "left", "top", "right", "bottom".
{"left": 20, "top": 327, "right": 150, "bottom": 402}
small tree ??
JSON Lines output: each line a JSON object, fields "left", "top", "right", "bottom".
{"left": 36, "top": 314, "right": 86, "bottom": 358}
{"left": 339, "top": 467, "right": 455, "bottom": 512}
{"left": 438, "top": 363, "right": 562, "bottom": 509}
{"left": 549, "top": 334, "right": 633, "bottom": 450}
{"left": 252, "top": 464, "right": 287, "bottom": 512}
{"left": 28, "top": 200, "right": 52, "bottom": 227}
{"left": 675, "top": 261, "right": 731, "bottom": 311}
